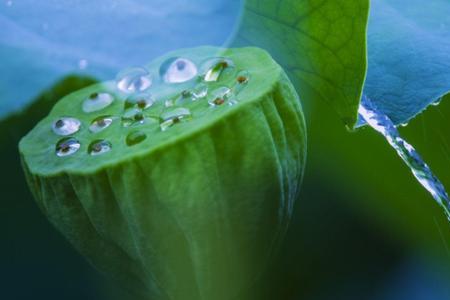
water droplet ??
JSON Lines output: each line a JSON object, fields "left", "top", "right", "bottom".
{"left": 165, "top": 99, "right": 174, "bottom": 107}
{"left": 399, "top": 122, "right": 409, "bottom": 127}
{"left": 160, "top": 57, "right": 197, "bottom": 83}
{"left": 88, "top": 140, "right": 112, "bottom": 156}
{"left": 175, "top": 89, "right": 194, "bottom": 105}
{"left": 126, "top": 131, "right": 147, "bottom": 146}
{"left": 82, "top": 92, "right": 114, "bottom": 113}
{"left": 122, "top": 108, "right": 155, "bottom": 127}
{"left": 160, "top": 107, "right": 192, "bottom": 131}
{"left": 202, "top": 58, "right": 234, "bottom": 82}
{"left": 236, "top": 70, "right": 250, "bottom": 84}
{"left": 52, "top": 117, "right": 81, "bottom": 136}
{"left": 192, "top": 83, "right": 208, "bottom": 100}
{"left": 124, "top": 93, "right": 154, "bottom": 110}
{"left": 208, "top": 87, "right": 232, "bottom": 107}
{"left": 116, "top": 67, "right": 152, "bottom": 93}
{"left": 56, "top": 137, "right": 80, "bottom": 157}
{"left": 89, "top": 116, "right": 113, "bottom": 133}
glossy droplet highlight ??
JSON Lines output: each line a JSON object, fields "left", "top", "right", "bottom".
{"left": 160, "top": 107, "right": 192, "bottom": 131}
{"left": 116, "top": 67, "right": 152, "bottom": 93}
{"left": 208, "top": 87, "right": 232, "bottom": 107}
{"left": 88, "top": 140, "right": 112, "bottom": 156}
{"left": 82, "top": 92, "right": 114, "bottom": 113}
{"left": 89, "top": 116, "right": 113, "bottom": 133}
{"left": 126, "top": 131, "right": 147, "bottom": 146}
{"left": 160, "top": 57, "right": 197, "bottom": 83}
{"left": 55, "top": 137, "right": 80, "bottom": 157}
{"left": 124, "top": 93, "right": 154, "bottom": 110}
{"left": 202, "top": 58, "right": 234, "bottom": 82}
{"left": 192, "top": 83, "right": 208, "bottom": 100}
{"left": 52, "top": 117, "right": 81, "bottom": 136}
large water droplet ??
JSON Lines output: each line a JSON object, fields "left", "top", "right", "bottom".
{"left": 124, "top": 93, "right": 155, "bottom": 110}
{"left": 160, "top": 57, "right": 197, "bottom": 83}
{"left": 160, "top": 107, "right": 192, "bottom": 131}
{"left": 88, "top": 140, "right": 112, "bottom": 156}
{"left": 82, "top": 92, "right": 114, "bottom": 113}
{"left": 56, "top": 137, "right": 80, "bottom": 157}
{"left": 208, "top": 87, "right": 233, "bottom": 107}
{"left": 126, "top": 131, "right": 147, "bottom": 146}
{"left": 202, "top": 58, "right": 234, "bottom": 82}
{"left": 89, "top": 116, "right": 113, "bottom": 133}
{"left": 116, "top": 67, "right": 152, "bottom": 93}
{"left": 192, "top": 83, "right": 208, "bottom": 100}
{"left": 52, "top": 117, "right": 81, "bottom": 136}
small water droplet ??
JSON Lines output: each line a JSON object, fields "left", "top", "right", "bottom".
{"left": 82, "top": 92, "right": 114, "bottom": 113}
{"left": 126, "top": 131, "right": 147, "bottom": 146}
{"left": 89, "top": 116, "right": 113, "bottom": 133}
{"left": 175, "top": 89, "right": 194, "bottom": 105}
{"left": 192, "top": 83, "right": 208, "bottom": 100}
{"left": 160, "top": 107, "right": 192, "bottom": 131}
{"left": 160, "top": 57, "right": 197, "bottom": 83}
{"left": 121, "top": 108, "right": 155, "bottom": 127}
{"left": 399, "top": 122, "right": 409, "bottom": 127}
{"left": 208, "top": 87, "right": 232, "bottom": 107}
{"left": 52, "top": 117, "right": 81, "bottom": 136}
{"left": 202, "top": 58, "right": 234, "bottom": 82}
{"left": 124, "top": 93, "right": 154, "bottom": 110}
{"left": 88, "top": 140, "right": 112, "bottom": 156}
{"left": 165, "top": 99, "right": 174, "bottom": 107}
{"left": 116, "top": 67, "right": 152, "bottom": 93}
{"left": 56, "top": 137, "right": 80, "bottom": 157}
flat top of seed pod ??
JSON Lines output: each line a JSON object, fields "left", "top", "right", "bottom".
{"left": 19, "top": 47, "right": 285, "bottom": 176}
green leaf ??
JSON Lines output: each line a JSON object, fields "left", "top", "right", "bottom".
{"left": 363, "top": 0, "right": 450, "bottom": 126}
{"left": 233, "top": 0, "right": 369, "bottom": 127}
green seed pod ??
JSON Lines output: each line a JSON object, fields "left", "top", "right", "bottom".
{"left": 19, "top": 47, "right": 306, "bottom": 300}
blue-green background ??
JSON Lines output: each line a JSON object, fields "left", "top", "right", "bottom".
{"left": 1, "top": 1, "right": 450, "bottom": 299}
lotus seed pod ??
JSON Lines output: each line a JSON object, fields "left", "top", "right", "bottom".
{"left": 19, "top": 47, "right": 306, "bottom": 300}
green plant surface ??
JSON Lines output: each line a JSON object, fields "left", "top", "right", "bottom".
{"left": 363, "top": 0, "right": 450, "bottom": 126}
{"left": 19, "top": 46, "right": 307, "bottom": 300}
{"left": 234, "top": 0, "right": 370, "bottom": 127}
{"left": 307, "top": 92, "right": 450, "bottom": 260}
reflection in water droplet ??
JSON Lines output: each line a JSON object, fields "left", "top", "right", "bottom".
{"left": 52, "top": 117, "right": 81, "bottom": 136}
{"left": 88, "top": 140, "right": 112, "bottom": 156}
{"left": 160, "top": 107, "right": 192, "bottom": 131}
{"left": 89, "top": 116, "right": 113, "bottom": 133}
{"left": 192, "top": 83, "right": 208, "bottom": 100}
{"left": 82, "top": 92, "right": 114, "bottom": 113}
{"left": 202, "top": 58, "right": 234, "bottom": 82}
{"left": 399, "top": 122, "right": 409, "bottom": 127}
{"left": 165, "top": 99, "right": 174, "bottom": 107}
{"left": 56, "top": 137, "right": 80, "bottom": 157}
{"left": 78, "top": 59, "right": 88, "bottom": 70}
{"left": 126, "top": 131, "right": 147, "bottom": 146}
{"left": 160, "top": 57, "right": 197, "bottom": 83}
{"left": 116, "top": 67, "right": 152, "bottom": 93}
{"left": 208, "top": 86, "right": 232, "bottom": 107}
{"left": 124, "top": 93, "right": 154, "bottom": 110}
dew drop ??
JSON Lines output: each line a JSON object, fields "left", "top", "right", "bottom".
{"left": 82, "top": 92, "right": 114, "bottom": 113}
{"left": 126, "top": 131, "right": 147, "bottom": 146}
{"left": 52, "top": 117, "right": 81, "bottom": 136}
{"left": 116, "top": 67, "right": 152, "bottom": 93}
{"left": 56, "top": 137, "right": 80, "bottom": 157}
{"left": 192, "top": 83, "right": 208, "bottom": 100}
{"left": 202, "top": 58, "right": 235, "bottom": 82}
{"left": 208, "top": 87, "right": 233, "bottom": 107}
{"left": 88, "top": 140, "right": 112, "bottom": 156}
{"left": 124, "top": 92, "right": 155, "bottom": 110}
{"left": 160, "top": 57, "right": 198, "bottom": 83}
{"left": 89, "top": 116, "right": 113, "bottom": 133}
{"left": 160, "top": 107, "right": 192, "bottom": 131}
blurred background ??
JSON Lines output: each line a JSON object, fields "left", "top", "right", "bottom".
{"left": 1, "top": 1, "right": 450, "bottom": 299}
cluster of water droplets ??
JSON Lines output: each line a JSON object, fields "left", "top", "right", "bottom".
{"left": 358, "top": 96, "right": 450, "bottom": 221}
{"left": 52, "top": 55, "right": 250, "bottom": 157}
